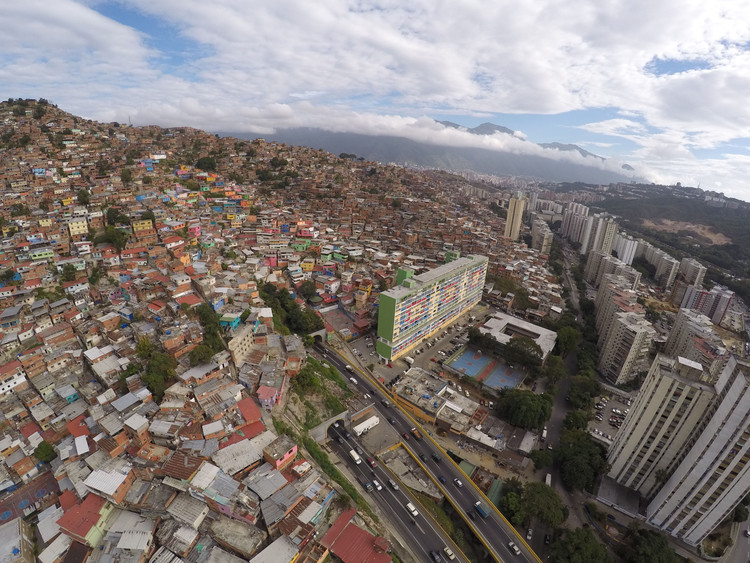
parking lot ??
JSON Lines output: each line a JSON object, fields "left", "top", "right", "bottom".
{"left": 588, "top": 393, "right": 634, "bottom": 443}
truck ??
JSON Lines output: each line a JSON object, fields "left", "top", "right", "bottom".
{"left": 353, "top": 415, "right": 380, "bottom": 437}
{"left": 545, "top": 473, "right": 552, "bottom": 487}
{"left": 474, "top": 501, "right": 491, "bottom": 518}
{"left": 541, "top": 426, "right": 548, "bottom": 442}
{"left": 349, "top": 449, "right": 362, "bottom": 465}
{"left": 404, "top": 356, "right": 415, "bottom": 366}
{"left": 410, "top": 427, "right": 422, "bottom": 440}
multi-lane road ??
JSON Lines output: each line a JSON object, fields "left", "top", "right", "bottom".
{"left": 327, "top": 423, "right": 464, "bottom": 563}
{"left": 317, "top": 343, "right": 539, "bottom": 563}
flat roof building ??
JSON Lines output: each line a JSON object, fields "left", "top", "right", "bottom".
{"left": 376, "top": 255, "right": 487, "bottom": 360}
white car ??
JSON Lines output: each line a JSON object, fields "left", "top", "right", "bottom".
{"left": 508, "top": 541, "right": 521, "bottom": 555}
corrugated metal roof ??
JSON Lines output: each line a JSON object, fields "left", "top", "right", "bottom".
{"left": 84, "top": 468, "right": 129, "bottom": 495}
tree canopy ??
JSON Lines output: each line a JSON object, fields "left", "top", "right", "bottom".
{"left": 622, "top": 527, "right": 678, "bottom": 563}
{"left": 189, "top": 344, "right": 214, "bottom": 366}
{"left": 556, "top": 326, "right": 581, "bottom": 357}
{"left": 556, "top": 429, "right": 609, "bottom": 491}
{"left": 550, "top": 527, "right": 611, "bottom": 563}
{"left": 497, "top": 478, "right": 565, "bottom": 528}
{"left": 495, "top": 389, "right": 553, "bottom": 429}
{"left": 567, "top": 375, "right": 602, "bottom": 410}
{"left": 34, "top": 441, "right": 56, "bottom": 463}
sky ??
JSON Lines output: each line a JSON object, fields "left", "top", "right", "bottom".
{"left": 2, "top": 1, "right": 750, "bottom": 199}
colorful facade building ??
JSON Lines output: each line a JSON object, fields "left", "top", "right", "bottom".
{"left": 376, "top": 254, "right": 488, "bottom": 361}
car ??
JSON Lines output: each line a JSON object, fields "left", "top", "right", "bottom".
{"left": 402, "top": 432, "right": 410, "bottom": 441}
{"left": 744, "top": 529, "right": 750, "bottom": 537}
{"left": 468, "top": 510, "right": 476, "bottom": 521}
{"left": 388, "top": 417, "right": 397, "bottom": 425}
{"left": 372, "top": 479, "right": 382, "bottom": 491}
{"left": 387, "top": 362, "right": 392, "bottom": 367}
{"left": 457, "top": 385, "right": 463, "bottom": 392}
{"left": 429, "top": 551, "right": 442, "bottom": 562}
{"left": 336, "top": 436, "right": 343, "bottom": 444}
{"left": 507, "top": 541, "right": 521, "bottom": 555}
{"left": 367, "top": 457, "right": 377, "bottom": 468}
{"left": 431, "top": 453, "right": 441, "bottom": 463}
{"left": 419, "top": 454, "right": 428, "bottom": 463}
{"left": 488, "top": 401, "right": 494, "bottom": 408}
{"left": 526, "top": 528, "right": 533, "bottom": 540}
{"left": 480, "top": 399, "right": 485, "bottom": 406}
{"left": 333, "top": 422, "right": 340, "bottom": 428}
{"left": 388, "top": 479, "right": 399, "bottom": 490}
{"left": 355, "top": 446, "right": 364, "bottom": 455}
{"left": 443, "top": 547, "right": 456, "bottom": 560}
{"left": 453, "top": 478, "right": 463, "bottom": 487}
{"left": 344, "top": 431, "right": 352, "bottom": 439}
{"left": 438, "top": 475, "right": 447, "bottom": 484}
{"left": 544, "top": 534, "right": 551, "bottom": 545}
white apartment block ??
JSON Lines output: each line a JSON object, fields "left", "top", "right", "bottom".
{"left": 598, "top": 311, "right": 655, "bottom": 384}
{"left": 665, "top": 308, "right": 727, "bottom": 377}
{"left": 679, "top": 258, "right": 707, "bottom": 288}
{"left": 646, "top": 357, "right": 750, "bottom": 546}
{"left": 608, "top": 355, "right": 715, "bottom": 499}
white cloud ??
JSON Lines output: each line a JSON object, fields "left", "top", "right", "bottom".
{"left": 2, "top": 0, "right": 750, "bottom": 196}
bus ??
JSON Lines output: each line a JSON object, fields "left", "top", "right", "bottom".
{"left": 545, "top": 473, "right": 552, "bottom": 487}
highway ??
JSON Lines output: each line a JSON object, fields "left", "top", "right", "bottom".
{"left": 327, "top": 423, "right": 466, "bottom": 563}
{"left": 317, "top": 343, "right": 539, "bottom": 563}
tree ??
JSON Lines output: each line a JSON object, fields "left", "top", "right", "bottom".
{"left": 498, "top": 491, "right": 525, "bottom": 526}
{"left": 564, "top": 410, "right": 592, "bottom": 430}
{"left": 545, "top": 355, "right": 568, "bottom": 384}
{"left": 568, "top": 375, "right": 602, "bottom": 410}
{"left": 120, "top": 168, "right": 133, "bottom": 183}
{"left": 299, "top": 280, "right": 317, "bottom": 300}
{"left": 136, "top": 337, "right": 154, "bottom": 360}
{"left": 77, "top": 188, "right": 90, "bottom": 206}
{"left": 622, "top": 526, "right": 678, "bottom": 563}
{"left": 495, "top": 389, "right": 553, "bottom": 429}
{"left": 557, "top": 326, "right": 581, "bottom": 357}
{"left": 550, "top": 527, "right": 611, "bottom": 563}
{"left": 189, "top": 344, "right": 214, "bottom": 366}
{"left": 530, "top": 449, "right": 554, "bottom": 469}
{"left": 523, "top": 482, "right": 565, "bottom": 527}
{"left": 503, "top": 336, "right": 543, "bottom": 374}
{"left": 35, "top": 441, "right": 56, "bottom": 463}
{"left": 61, "top": 263, "right": 77, "bottom": 282}
{"left": 734, "top": 504, "right": 749, "bottom": 522}
{"left": 556, "top": 429, "right": 609, "bottom": 491}
{"left": 196, "top": 156, "right": 217, "bottom": 171}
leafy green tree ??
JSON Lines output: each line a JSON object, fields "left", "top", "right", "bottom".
{"left": 189, "top": 344, "right": 214, "bottom": 366}
{"left": 77, "top": 189, "right": 90, "bottom": 206}
{"left": 523, "top": 482, "right": 565, "bottom": 527}
{"left": 141, "top": 210, "right": 156, "bottom": 223}
{"left": 551, "top": 527, "right": 611, "bottom": 563}
{"left": 530, "top": 449, "right": 554, "bottom": 469}
{"left": 196, "top": 156, "right": 217, "bottom": 171}
{"left": 495, "top": 389, "right": 553, "bottom": 429}
{"left": 568, "top": 376, "right": 602, "bottom": 410}
{"left": 120, "top": 168, "right": 132, "bottom": 183}
{"left": 734, "top": 504, "right": 749, "bottom": 522}
{"left": 136, "top": 337, "right": 155, "bottom": 360}
{"left": 557, "top": 326, "right": 581, "bottom": 357}
{"left": 498, "top": 491, "right": 525, "bottom": 526}
{"left": 545, "top": 355, "right": 568, "bottom": 384}
{"left": 0, "top": 269, "right": 15, "bottom": 284}
{"left": 556, "top": 429, "right": 609, "bottom": 491}
{"left": 35, "top": 441, "right": 57, "bottom": 463}
{"left": 622, "top": 526, "right": 679, "bottom": 563}
{"left": 503, "top": 336, "right": 543, "bottom": 374}
{"left": 269, "top": 156, "right": 287, "bottom": 168}
{"left": 298, "top": 280, "right": 317, "bottom": 300}
{"left": 61, "top": 264, "right": 77, "bottom": 283}
{"left": 564, "top": 410, "right": 592, "bottom": 430}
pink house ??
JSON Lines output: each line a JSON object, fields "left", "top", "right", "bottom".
{"left": 257, "top": 385, "right": 279, "bottom": 409}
